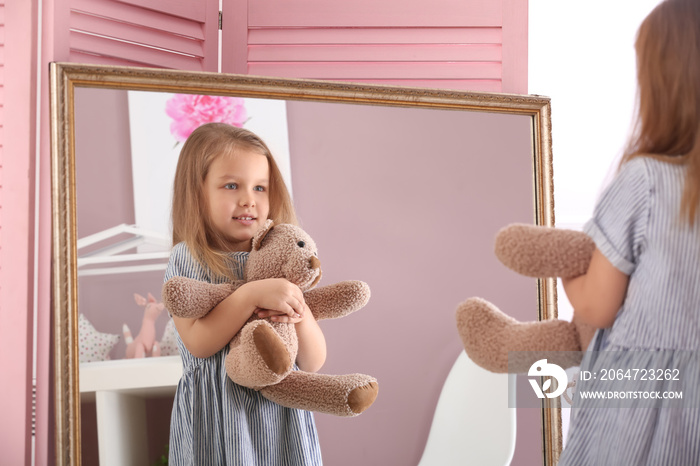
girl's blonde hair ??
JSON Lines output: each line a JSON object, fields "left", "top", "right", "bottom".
{"left": 622, "top": 0, "right": 700, "bottom": 224}
{"left": 171, "top": 122, "right": 297, "bottom": 279}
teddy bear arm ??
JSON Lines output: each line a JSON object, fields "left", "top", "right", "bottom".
{"left": 259, "top": 371, "right": 378, "bottom": 417}
{"left": 495, "top": 224, "right": 595, "bottom": 279}
{"left": 162, "top": 276, "right": 240, "bottom": 319}
{"left": 456, "top": 297, "right": 585, "bottom": 373}
{"left": 303, "top": 280, "right": 371, "bottom": 321}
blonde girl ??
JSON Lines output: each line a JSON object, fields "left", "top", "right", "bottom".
{"left": 558, "top": 0, "right": 700, "bottom": 464}
{"left": 166, "top": 123, "right": 325, "bottom": 465}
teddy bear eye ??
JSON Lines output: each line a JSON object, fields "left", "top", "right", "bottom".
{"left": 297, "top": 241, "right": 305, "bottom": 248}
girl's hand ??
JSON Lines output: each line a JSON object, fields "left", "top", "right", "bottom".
{"left": 255, "top": 307, "right": 307, "bottom": 324}
{"left": 239, "top": 278, "right": 307, "bottom": 319}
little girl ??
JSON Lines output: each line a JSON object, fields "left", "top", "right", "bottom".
{"left": 165, "top": 122, "right": 325, "bottom": 465}
{"left": 558, "top": 0, "right": 700, "bottom": 464}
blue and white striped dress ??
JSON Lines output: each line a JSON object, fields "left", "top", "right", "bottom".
{"left": 559, "top": 157, "right": 700, "bottom": 465}
{"left": 165, "top": 242, "right": 323, "bottom": 466}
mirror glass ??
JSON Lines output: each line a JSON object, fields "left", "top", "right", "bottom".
{"left": 51, "top": 63, "right": 558, "bottom": 465}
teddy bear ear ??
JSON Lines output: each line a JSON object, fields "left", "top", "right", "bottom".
{"left": 134, "top": 293, "right": 146, "bottom": 306}
{"left": 252, "top": 219, "right": 275, "bottom": 251}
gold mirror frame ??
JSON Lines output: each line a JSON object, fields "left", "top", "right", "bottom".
{"left": 50, "top": 61, "right": 560, "bottom": 465}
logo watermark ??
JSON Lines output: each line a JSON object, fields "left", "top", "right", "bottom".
{"left": 528, "top": 359, "right": 568, "bottom": 399}
{"left": 508, "top": 350, "right": 698, "bottom": 409}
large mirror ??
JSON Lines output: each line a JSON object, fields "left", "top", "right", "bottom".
{"left": 51, "top": 62, "right": 559, "bottom": 465}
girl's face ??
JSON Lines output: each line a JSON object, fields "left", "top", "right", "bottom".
{"left": 204, "top": 149, "right": 270, "bottom": 251}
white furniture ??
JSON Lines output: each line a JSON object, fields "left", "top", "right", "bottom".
{"left": 80, "top": 356, "right": 182, "bottom": 466}
{"left": 78, "top": 223, "right": 176, "bottom": 464}
{"left": 77, "top": 223, "right": 171, "bottom": 277}
{"left": 418, "top": 350, "right": 517, "bottom": 466}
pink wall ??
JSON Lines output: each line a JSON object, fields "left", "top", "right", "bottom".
{"left": 288, "top": 100, "right": 541, "bottom": 465}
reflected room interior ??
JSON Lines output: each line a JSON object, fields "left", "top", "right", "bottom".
{"left": 54, "top": 64, "right": 557, "bottom": 466}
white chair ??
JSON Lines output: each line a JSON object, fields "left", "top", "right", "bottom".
{"left": 418, "top": 350, "right": 516, "bottom": 466}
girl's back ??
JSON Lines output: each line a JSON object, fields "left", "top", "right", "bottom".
{"left": 589, "top": 156, "right": 700, "bottom": 351}
{"left": 561, "top": 158, "right": 700, "bottom": 465}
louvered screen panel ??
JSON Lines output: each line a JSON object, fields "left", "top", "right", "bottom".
{"left": 223, "top": 0, "right": 518, "bottom": 92}
{"left": 69, "top": 0, "right": 219, "bottom": 71}
{"left": 1, "top": 0, "right": 37, "bottom": 463}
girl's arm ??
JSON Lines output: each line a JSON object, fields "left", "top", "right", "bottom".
{"left": 561, "top": 247, "right": 630, "bottom": 328}
{"left": 173, "top": 290, "right": 255, "bottom": 359}
{"left": 294, "top": 312, "right": 327, "bottom": 372}
{"left": 174, "top": 278, "right": 307, "bottom": 359}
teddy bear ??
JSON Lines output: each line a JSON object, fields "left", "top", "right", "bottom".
{"left": 455, "top": 223, "right": 598, "bottom": 373}
{"left": 162, "top": 220, "right": 378, "bottom": 417}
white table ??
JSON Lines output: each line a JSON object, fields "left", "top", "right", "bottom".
{"left": 80, "top": 356, "right": 182, "bottom": 466}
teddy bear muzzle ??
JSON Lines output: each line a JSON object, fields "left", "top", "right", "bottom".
{"left": 308, "top": 256, "right": 322, "bottom": 288}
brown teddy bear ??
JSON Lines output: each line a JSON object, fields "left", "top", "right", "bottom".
{"left": 162, "top": 220, "right": 378, "bottom": 417}
{"left": 455, "top": 223, "right": 598, "bottom": 373}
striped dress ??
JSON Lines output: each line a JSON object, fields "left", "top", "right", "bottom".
{"left": 165, "top": 243, "right": 323, "bottom": 466}
{"left": 559, "top": 157, "right": 700, "bottom": 465}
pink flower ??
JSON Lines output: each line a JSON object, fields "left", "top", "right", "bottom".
{"left": 165, "top": 94, "right": 248, "bottom": 142}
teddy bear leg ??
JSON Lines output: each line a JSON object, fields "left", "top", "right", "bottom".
{"left": 456, "top": 297, "right": 584, "bottom": 373}
{"left": 260, "top": 371, "right": 379, "bottom": 417}
{"left": 225, "top": 320, "right": 295, "bottom": 389}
